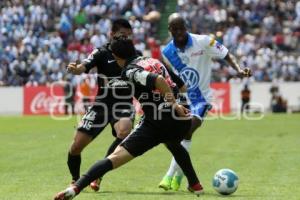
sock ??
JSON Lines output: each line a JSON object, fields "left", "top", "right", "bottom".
{"left": 105, "top": 138, "right": 123, "bottom": 157}
{"left": 75, "top": 158, "right": 113, "bottom": 191}
{"left": 67, "top": 153, "right": 81, "bottom": 181}
{"left": 165, "top": 142, "right": 199, "bottom": 186}
{"left": 165, "top": 139, "right": 191, "bottom": 177}
{"left": 176, "top": 139, "right": 192, "bottom": 177}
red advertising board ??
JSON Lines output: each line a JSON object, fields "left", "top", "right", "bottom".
{"left": 210, "top": 82, "right": 230, "bottom": 114}
{"left": 23, "top": 86, "right": 65, "bottom": 115}
{"left": 23, "top": 83, "right": 230, "bottom": 115}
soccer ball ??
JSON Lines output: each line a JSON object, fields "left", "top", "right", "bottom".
{"left": 212, "top": 169, "right": 239, "bottom": 195}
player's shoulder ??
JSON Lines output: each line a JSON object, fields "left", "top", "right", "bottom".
{"left": 190, "top": 33, "right": 212, "bottom": 46}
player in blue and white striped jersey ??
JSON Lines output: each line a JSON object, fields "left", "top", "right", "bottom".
{"left": 159, "top": 13, "right": 251, "bottom": 191}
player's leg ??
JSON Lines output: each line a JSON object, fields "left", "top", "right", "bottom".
{"left": 164, "top": 142, "right": 203, "bottom": 195}
{"left": 54, "top": 120, "right": 158, "bottom": 200}
{"left": 158, "top": 116, "right": 202, "bottom": 190}
{"left": 55, "top": 146, "right": 134, "bottom": 200}
{"left": 159, "top": 103, "right": 211, "bottom": 191}
{"left": 106, "top": 117, "right": 133, "bottom": 156}
{"left": 90, "top": 111, "right": 134, "bottom": 191}
{"left": 68, "top": 105, "right": 107, "bottom": 183}
{"left": 68, "top": 131, "right": 93, "bottom": 182}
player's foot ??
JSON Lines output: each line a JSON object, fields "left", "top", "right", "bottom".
{"left": 54, "top": 186, "right": 79, "bottom": 200}
{"left": 90, "top": 178, "right": 101, "bottom": 192}
{"left": 171, "top": 175, "right": 183, "bottom": 191}
{"left": 187, "top": 182, "right": 204, "bottom": 196}
{"left": 158, "top": 175, "right": 172, "bottom": 191}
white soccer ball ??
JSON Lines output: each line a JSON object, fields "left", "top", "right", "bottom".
{"left": 212, "top": 169, "right": 239, "bottom": 195}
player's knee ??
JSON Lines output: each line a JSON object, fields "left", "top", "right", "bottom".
{"left": 107, "top": 146, "right": 133, "bottom": 169}
{"left": 116, "top": 127, "right": 131, "bottom": 139}
{"left": 69, "top": 142, "right": 84, "bottom": 155}
{"left": 115, "top": 119, "right": 132, "bottom": 139}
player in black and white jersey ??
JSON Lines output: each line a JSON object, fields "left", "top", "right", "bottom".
{"left": 65, "top": 19, "right": 137, "bottom": 191}
{"left": 54, "top": 36, "right": 203, "bottom": 200}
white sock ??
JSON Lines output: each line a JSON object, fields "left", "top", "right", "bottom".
{"left": 165, "top": 139, "right": 192, "bottom": 177}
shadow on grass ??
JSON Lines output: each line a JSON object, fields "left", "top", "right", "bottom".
{"left": 81, "top": 190, "right": 259, "bottom": 198}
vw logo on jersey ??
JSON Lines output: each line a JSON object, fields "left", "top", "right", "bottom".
{"left": 179, "top": 67, "right": 199, "bottom": 89}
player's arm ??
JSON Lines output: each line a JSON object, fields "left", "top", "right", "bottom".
{"left": 162, "top": 56, "right": 187, "bottom": 93}
{"left": 206, "top": 36, "right": 251, "bottom": 78}
{"left": 67, "top": 62, "right": 86, "bottom": 75}
{"left": 124, "top": 67, "right": 189, "bottom": 117}
{"left": 154, "top": 75, "right": 190, "bottom": 117}
{"left": 224, "top": 53, "right": 251, "bottom": 78}
{"left": 67, "top": 48, "right": 102, "bottom": 75}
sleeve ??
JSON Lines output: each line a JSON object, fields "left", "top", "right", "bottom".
{"left": 82, "top": 48, "right": 104, "bottom": 73}
{"left": 123, "top": 66, "right": 158, "bottom": 90}
{"left": 204, "top": 35, "right": 228, "bottom": 59}
{"left": 165, "top": 65, "right": 184, "bottom": 88}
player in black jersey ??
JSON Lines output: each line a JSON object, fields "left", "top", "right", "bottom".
{"left": 65, "top": 19, "right": 136, "bottom": 191}
{"left": 54, "top": 36, "right": 203, "bottom": 200}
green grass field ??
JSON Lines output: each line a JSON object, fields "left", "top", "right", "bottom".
{"left": 0, "top": 114, "right": 299, "bottom": 200}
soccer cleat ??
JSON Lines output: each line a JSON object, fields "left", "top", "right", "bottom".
{"left": 90, "top": 178, "right": 101, "bottom": 192}
{"left": 158, "top": 175, "right": 172, "bottom": 191}
{"left": 187, "top": 182, "right": 204, "bottom": 196}
{"left": 54, "top": 186, "right": 79, "bottom": 200}
{"left": 171, "top": 175, "right": 183, "bottom": 191}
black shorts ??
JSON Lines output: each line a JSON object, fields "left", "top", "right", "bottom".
{"left": 77, "top": 102, "right": 135, "bottom": 138}
{"left": 120, "top": 114, "right": 191, "bottom": 157}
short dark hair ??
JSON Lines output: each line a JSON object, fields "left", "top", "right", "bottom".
{"left": 111, "top": 36, "right": 136, "bottom": 59}
{"left": 111, "top": 18, "right": 132, "bottom": 32}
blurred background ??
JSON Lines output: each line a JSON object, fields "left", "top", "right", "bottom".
{"left": 0, "top": 0, "right": 300, "bottom": 115}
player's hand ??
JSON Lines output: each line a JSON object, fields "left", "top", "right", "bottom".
{"left": 67, "top": 63, "right": 78, "bottom": 74}
{"left": 237, "top": 68, "right": 252, "bottom": 78}
{"left": 174, "top": 103, "right": 190, "bottom": 118}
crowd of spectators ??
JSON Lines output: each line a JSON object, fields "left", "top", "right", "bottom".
{"left": 1, "top": 0, "right": 300, "bottom": 86}
{"left": 0, "top": 0, "right": 161, "bottom": 86}
{"left": 177, "top": 0, "right": 300, "bottom": 82}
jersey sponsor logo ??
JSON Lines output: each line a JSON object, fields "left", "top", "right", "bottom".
{"left": 179, "top": 67, "right": 200, "bottom": 89}
{"left": 108, "top": 60, "right": 115, "bottom": 63}
{"left": 191, "top": 50, "right": 204, "bottom": 57}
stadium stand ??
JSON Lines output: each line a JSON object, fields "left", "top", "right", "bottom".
{"left": 0, "top": 0, "right": 299, "bottom": 86}
{"left": 176, "top": 0, "right": 300, "bottom": 82}
{"left": 0, "top": 0, "right": 161, "bottom": 86}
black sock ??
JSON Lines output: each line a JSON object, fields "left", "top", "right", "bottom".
{"left": 105, "top": 137, "right": 123, "bottom": 157}
{"left": 67, "top": 153, "right": 81, "bottom": 181}
{"left": 75, "top": 158, "right": 113, "bottom": 191}
{"left": 165, "top": 143, "right": 199, "bottom": 186}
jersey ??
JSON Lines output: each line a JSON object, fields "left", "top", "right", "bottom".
{"left": 162, "top": 33, "right": 228, "bottom": 106}
{"left": 82, "top": 43, "right": 133, "bottom": 106}
{"left": 120, "top": 56, "right": 178, "bottom": 118}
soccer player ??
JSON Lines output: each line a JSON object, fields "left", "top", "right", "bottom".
{"left": 158, "top": 13, "right": 252, "bottom": 191}
{"left": 54, "top": 36, "right": 203, "bottom": 200}
{"left": 65, "top": 18, "right": 136, "bottom": 191}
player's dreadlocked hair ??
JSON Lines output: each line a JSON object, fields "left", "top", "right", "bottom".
{"left": 111, "top": 18, "right": 132, "bottom": 32}
{"left": 110, "top": 35, "right": 136, "bottom": 59}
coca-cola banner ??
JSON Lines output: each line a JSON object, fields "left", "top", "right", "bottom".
{"left": 210, "top": 83, "right": 230, "bottom": 114}
{"left": 23, "top": 86, "right": 65, "bottom": 115}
